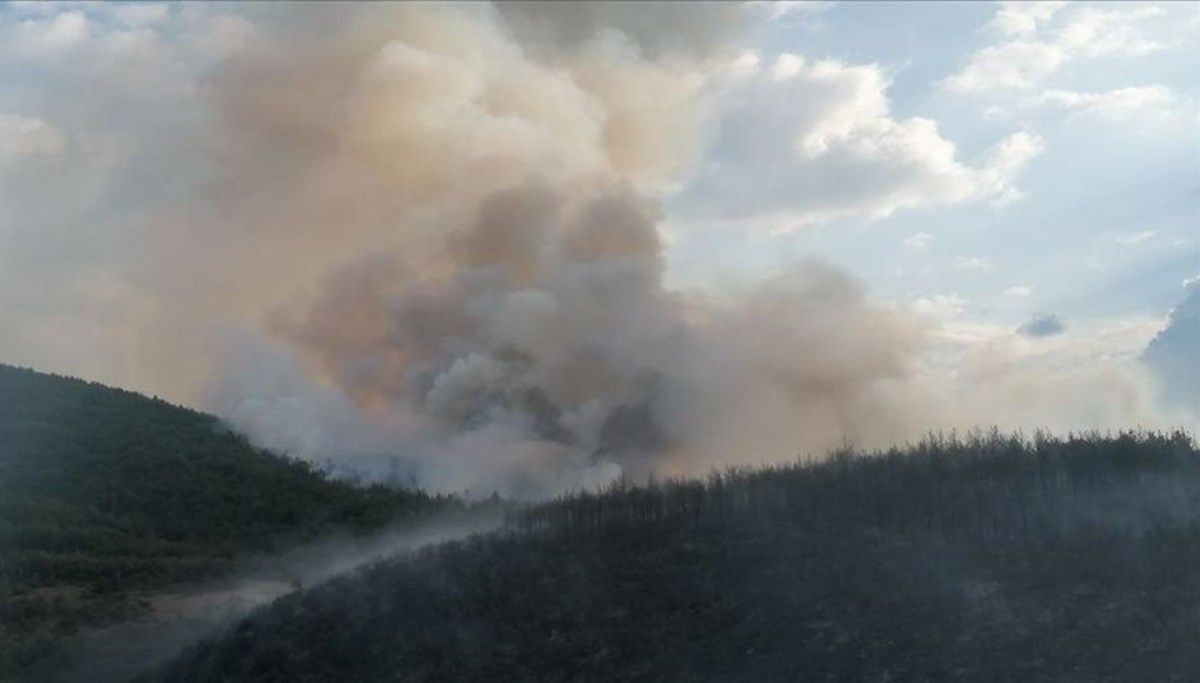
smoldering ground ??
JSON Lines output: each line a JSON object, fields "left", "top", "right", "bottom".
{"left": 1, "top": 2, "right": 1192, "bottom": 501}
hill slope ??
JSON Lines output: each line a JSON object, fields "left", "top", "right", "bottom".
{"left": 159, "top": 431, "right": 1200, "bottom": 683}
{"left": 0, "top": 364, "right": 444, "bottom": 677}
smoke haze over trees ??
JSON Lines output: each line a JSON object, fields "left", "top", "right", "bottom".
{"left": 0, "top": 365, "right": 461, "bottom": 680}
{"left": 156, "top": 430, "right": 1200, "bottom": 683}
{"left": 2, "top": 3, "right": 1198, "bottom": 682}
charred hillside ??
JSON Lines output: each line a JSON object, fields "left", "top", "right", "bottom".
{"left": 159, "top": 431, "right": 1200, "bottom": 683}
{"left": 0, "top": 365, "right": 450, "bottom": 678}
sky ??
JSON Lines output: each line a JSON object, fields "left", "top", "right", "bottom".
{"left": 0, "top": 1, "right": 1197, "bottom": 494}
{"left": 667, "top": 1, "right": 1199, "bottom": 320}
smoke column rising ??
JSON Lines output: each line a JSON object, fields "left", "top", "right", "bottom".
{"left": 191, "top": 3, "right": 961, "bottom": 496}
{"left": 1, "top": 3, "right": 1188, "bottom": 498}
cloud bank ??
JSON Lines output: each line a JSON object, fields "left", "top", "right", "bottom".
{"left": 946, "top": 2, "right": 1198, "bottom": 126}
{"left": 675, "top": 52, "right": 1044, "bottom": 230}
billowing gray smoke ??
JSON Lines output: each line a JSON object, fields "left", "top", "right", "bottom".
{"left": 1, "top": 2, "right": 1186, "bottom": 498}
{"left": 264, "top": 181, "right": 692, "bottom": 491}
{"left": 189, "top": 2, "right": 770, "bottom": 496}
{"left": 226, "top": 168, "right": 932, "bottom": 496}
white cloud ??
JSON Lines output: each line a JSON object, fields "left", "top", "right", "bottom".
{"left": 975, "top": 131, "right": 1044, "bottom": 205}
{"left": 771, "top": 52, "right": 805, "bottom": 81}
{"left": 1033, "top": 85, "right": 1196, "bottom": 123}
{"left": 1002, "top": 284, "right": 1033, "bottom": 298}
{"left": 749, "top": 1, "right": 832, "bottom": 22}
{"left": 5, "top": 9, "right": 91, "bottom": 58}
{"left": 724, "top": 50, "right": 763, "bottom": 80}
{"left": 987, "top": 2, "right": 1068, "bottom": 38}
{"left": 676, "top": 54, "right": 1042, "bottom": 230}
{"left": 1054, "top": 5, "right": 1163, "bottom": 59}
{"left": 0, "top": 113, "right": 66, "bottom": 159}
{"left": 945, "top": 41, "right": 1065, "bottom": 93}
{"left": 902, "top": 231, "right": 933, "bottom": 250}
{"left": 1183, "top": 275, "right": 1200, "bottom": 288}
{"left": 945, "top": 4, "right": 1165, "bottom": 94}
{"left": 1112, "top": 230, "right": 1157, "bottom": 245}
{"left": 910, "top": 293, "right": 967, "bottom": 322}
{"left": 946, "top": 3, "right": 1199, "bottom": 131}
{"left": 107, "top": 3, "right": 169, "bottom": 28}
{"left": 952, "top": 256, "right": 996, "bottom": 273}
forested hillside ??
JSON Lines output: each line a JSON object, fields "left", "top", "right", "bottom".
{"left": 159, "top": 431, "right": 1200, "bottom": 683}
{"left": 0, "top": 364, "right": 448, "bottom": 678}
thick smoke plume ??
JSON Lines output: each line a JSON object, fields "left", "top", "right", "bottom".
{"left": 183, "top": 2, "right": 949, "bottom": 495}
{"left": 193, "top": 2, "right": 758, "bottom": 496}
{"left": 2, "top": 3, "right": 1189, "bottom": 498}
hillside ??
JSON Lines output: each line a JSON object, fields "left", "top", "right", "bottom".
{"left": 0, "top": 365, "right": 449, "bottom": 678}
{"left": 158, "top": 431, "right": 1200, "bottom": 683}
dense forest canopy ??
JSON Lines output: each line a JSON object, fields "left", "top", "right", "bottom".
{"left": 158, "top": 430, "right": 1200, "bottom": 683}
{"left": 0, "top": 364, "right": 453, "bottom": 678}
{"left": 4, "top": 364, "right": 1199, "bottom": 682}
